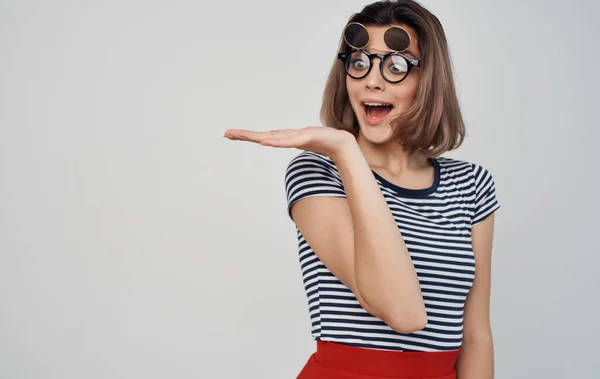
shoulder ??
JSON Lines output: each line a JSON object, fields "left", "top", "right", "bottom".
{"left": 285, "top": 150, "right": 339, "bottom": 177}
{"left": 434, "top": 156, "right": 496, "bottom": 183}
{"left": 284, "top": 150, "right": 346, "bottom": 214}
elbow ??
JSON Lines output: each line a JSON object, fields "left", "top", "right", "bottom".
{"left": 379, "top": 301, "right": 428, "bottom": 334}
{"left": 386, "top": 313, "right": 428, "bottom": 334}
{"left": 354, "top": 286, "right": 428, "bottom": 334}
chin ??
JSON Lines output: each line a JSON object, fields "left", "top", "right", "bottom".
{"left": 357, "top": 121, "right": 395, "bottom": 145}
{"left": 353, "top": 102, "right": 400, "bottom": 145}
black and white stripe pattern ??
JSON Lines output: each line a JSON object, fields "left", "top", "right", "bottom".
{"left": 284, "top": 151, "right": 500, "bottom": 352}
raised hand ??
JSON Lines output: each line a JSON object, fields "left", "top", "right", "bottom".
{"left": 224, "top": 126, "right": 356, "bottom": 160}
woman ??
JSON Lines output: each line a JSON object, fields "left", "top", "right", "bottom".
{"left": 225, "top": 0, "right": 500, "bottom": 378}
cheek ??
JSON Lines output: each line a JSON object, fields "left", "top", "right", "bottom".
{"left": 345, "top": 77, "right": 355, "bottom": 96}
{"left": 394, "top": 76, "right": 419, "bottom": 104}
{"left": 345, "top": 78, "right": 360, "bottom": 104}
{"left": 406, "top": 71, "right": 420, "bottom": 96}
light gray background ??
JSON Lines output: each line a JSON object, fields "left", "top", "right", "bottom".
{"left": 1, "top": 0, "right": 598, "bottom": 378}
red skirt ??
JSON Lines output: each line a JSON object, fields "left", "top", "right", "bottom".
{"left": 297, "top": 340, "right": 460, "bottom": 379}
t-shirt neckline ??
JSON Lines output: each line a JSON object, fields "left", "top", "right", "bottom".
{"left": 371, "top": 158, "right": 440, "bottom": 198}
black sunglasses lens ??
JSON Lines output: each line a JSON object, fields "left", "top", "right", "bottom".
{"left": 384, "top": 26, "right": 410, "bottom": 52}
{"left": 344, "top": 23, "right": 369, "bottom": 49}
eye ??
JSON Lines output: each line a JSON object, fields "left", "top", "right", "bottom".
{"left": 385, "top": 56, "right": 408, "bottom": 74}
{"left": 351, "top": 60, "right": 368, "bottom": 70}
{"left": 389, "top": 63, "right": 407, "bottom": 74}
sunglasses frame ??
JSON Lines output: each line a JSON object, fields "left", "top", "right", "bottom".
{"left": 343, "top": 22, "right": 413, "bottom": 53}
{"left": 338, "top": 49, "right": 421, "bottom": 84}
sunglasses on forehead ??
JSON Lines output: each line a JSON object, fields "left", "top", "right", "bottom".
{"left": 338, "top": 22, "right": 420, "bottom": 84}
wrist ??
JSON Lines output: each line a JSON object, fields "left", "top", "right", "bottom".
{"left": 330, "top": 134, "right": 360, "bottom": 162}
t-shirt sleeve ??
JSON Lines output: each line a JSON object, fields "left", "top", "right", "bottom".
{"left": 284, "top": 151, "right": 347, "bottom": 219}
{"left": 471, "top": 163, "right": 500, "bottom": 226}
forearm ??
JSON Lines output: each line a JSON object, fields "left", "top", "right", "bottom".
{"left": 332, "top": 143, "right": 426, "bottom": 332}
{"left": 455, "top": 334, "right": 494, "bottom": 379}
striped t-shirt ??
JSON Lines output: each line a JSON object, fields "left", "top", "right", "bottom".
{"left": 284, "top": 150, "right": 500, "bottom": 352}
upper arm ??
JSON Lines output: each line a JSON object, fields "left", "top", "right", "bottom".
{"left": 285, "top": 152, "right": 372, "bottom": 311}
{"left": 290, "top": 196, "right": 359, "bottom": 294}
{"left": 464, "top": 162, "right": 500, "bottom": 342}
{"left": 463, "top": 213, "right": 496, "bottom": 342}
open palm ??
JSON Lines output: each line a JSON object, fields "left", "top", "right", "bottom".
{"left": 224, "top": 126, "right": 356, "bottom": 159}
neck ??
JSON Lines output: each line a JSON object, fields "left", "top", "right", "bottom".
{"left": 356, "top": 133, "right": 431, "bottom": 175}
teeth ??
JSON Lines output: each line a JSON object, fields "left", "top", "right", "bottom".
{"left": 364, "top": 102, "right": 391, "bottom": 107}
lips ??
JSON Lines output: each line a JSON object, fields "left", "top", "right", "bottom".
{"left": 361, "top": 101, "right": 394, "bottom": 125}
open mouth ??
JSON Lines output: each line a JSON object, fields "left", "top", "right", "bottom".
{"left": 362, "top": 102, "right": 394, "bottom": 123}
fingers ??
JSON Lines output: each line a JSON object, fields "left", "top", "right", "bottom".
{"left": 224, "top": 129, "right": 253, "bottom": 141}
{"left": 261, "top": 132, "right": 308, "bottom": 148}
{"left": 260, "top": 138, "right": 297, "bottom": 148}
{"left": 224, "top": 129, "right": 299, "bottom": 144}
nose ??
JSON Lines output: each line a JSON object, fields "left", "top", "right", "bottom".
{"left": 365, "top": 57, "right": 385, "bottom": 91}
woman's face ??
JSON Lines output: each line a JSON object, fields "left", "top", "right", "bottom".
{"left": 345, "top": 24, "right": 421, "bottom": 145}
